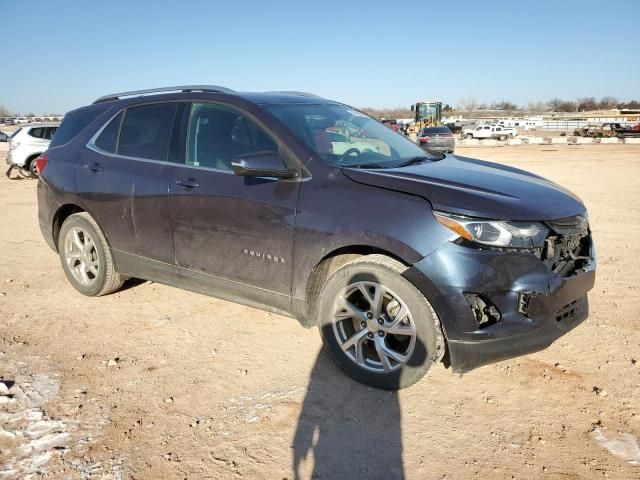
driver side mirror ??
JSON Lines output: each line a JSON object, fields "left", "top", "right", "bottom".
{"left": 231, "top": 152, "right": 298, "bottom": 179}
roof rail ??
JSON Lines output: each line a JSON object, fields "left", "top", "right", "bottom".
{"left": 268, "top": 91, "right": 324, "bottom": 99}
{"left": 92, "top": 85, "right": 237, "bottom": 104}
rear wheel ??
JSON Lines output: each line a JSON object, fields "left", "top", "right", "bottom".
{"left": 465, "top": 133, "right": 473, "bottom": 139}
{"left": 316, "top": 254, "right": 444, "bottom": 390}
{"left": 58, "top": 213, "right": 124, "bottom": 296}
{"left": 27, "top": 156, "right": 40, "bottom": 177}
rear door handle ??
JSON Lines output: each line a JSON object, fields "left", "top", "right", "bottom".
{"left": 175, "top": 178, "right": 200, "bottom": 189}
{"left": 85, "top": 162, "right": 103, "bottom": 172}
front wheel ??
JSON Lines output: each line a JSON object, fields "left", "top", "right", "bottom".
{"left": 58, "top": 212, "right": 124, "bottom": 296}
{"left": 316, "top": 255, "right": 445, "bottom": 390}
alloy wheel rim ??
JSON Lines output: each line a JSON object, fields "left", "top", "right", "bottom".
{"left": 63, "top": 227, "right": 99, "bottom": 286}
{"left": 332, "top": 281, "right": 416, "bottom": 373}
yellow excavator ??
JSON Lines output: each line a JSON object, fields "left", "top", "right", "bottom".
{"left": 407, "top": 101, "right": 443, "bottom": 136}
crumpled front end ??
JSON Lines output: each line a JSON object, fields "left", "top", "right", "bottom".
{"left": 404, "top": 214, "right": 596, "bottom": 372}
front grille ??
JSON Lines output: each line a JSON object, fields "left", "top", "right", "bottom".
{"left": 543, "top": 215, "right": 591, "bottom": 276}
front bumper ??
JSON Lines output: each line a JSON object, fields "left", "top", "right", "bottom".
{"left": 404, "top": 239, "right": 595, "bottom": 372}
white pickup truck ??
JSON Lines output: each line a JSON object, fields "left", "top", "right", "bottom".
{"left": 462, "top": 125, "right": 517, "bottom": 140}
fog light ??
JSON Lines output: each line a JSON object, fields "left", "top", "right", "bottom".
{"left": 463, "top": 293, "right": 501, "bottom": 328}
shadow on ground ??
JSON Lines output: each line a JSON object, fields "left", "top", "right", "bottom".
{"left": 293, "top": 350, "right": 405, "bottom": 480}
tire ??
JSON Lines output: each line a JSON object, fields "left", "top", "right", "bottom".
{"left": 465, "top": 133, "right": 473, "bottom": 139}
{"left": 58, "top": 212, "right": 124, "bottom": 296}
{"left": 316, "top": 254, "right": 445, "bottom": 390}
{"left": 27, "top": 156, "right": 39, "bottom": 177}
{"left": 499, "top": 135, "right": 507, "bottom": 141}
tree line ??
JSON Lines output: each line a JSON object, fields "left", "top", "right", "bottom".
{"left": 360, "top": 97, "right": 640, "bottom": 120}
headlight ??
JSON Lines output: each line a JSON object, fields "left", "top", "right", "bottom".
{"left": 434, "top": 211, "right": 549, "bottom": 248}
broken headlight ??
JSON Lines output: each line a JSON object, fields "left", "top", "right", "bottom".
{"left": 434, "top": 211, "right": 549, "bottom": 248}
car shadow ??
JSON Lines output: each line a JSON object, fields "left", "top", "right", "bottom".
{"left": 292, "top": 349, "right": 406, "bottom": 480}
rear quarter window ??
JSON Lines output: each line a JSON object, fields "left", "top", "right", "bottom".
{"left": 28, "top": 127, "right": 45, "bottom": 139}
{"left": 94, "top": 112, "right": 123, "bottom": 154}
{"left": 50, "top": 108, "right": 105, "bottom": 147}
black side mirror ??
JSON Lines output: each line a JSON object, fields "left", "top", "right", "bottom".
{"left": 231, "top": 152, "right": 298, "bottom": 179}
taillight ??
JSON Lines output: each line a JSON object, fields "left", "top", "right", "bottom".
{"left": 419, "top": 136, "right": 430, "bottom": 143}
{"left": 34, "top": 154, "right": 48, "bottom": 174}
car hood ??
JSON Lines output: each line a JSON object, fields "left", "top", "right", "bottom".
{"left": 342, "top": 155, "right": 586, "bottom": 221}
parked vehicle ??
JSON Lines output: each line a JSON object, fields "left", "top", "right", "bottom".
{"left": 6, "top": 124, "right": 58, "bottom": 176}
{"left": 381, "top": 119, "right": 399, "bottom": 132}
{"left": 4, "top": 118, "right": 16, "bottom": 126}
{"left": 15, "top": 117, "right": 29, "bottom": 124}
{"left": 463, "top": 125, "right": 517, "bottom": 140}
{"left": 418, "top": 126, "right": 455, "bottom": 153}
{"left": 38, "top": 86, "right": 595, "bottom": 389}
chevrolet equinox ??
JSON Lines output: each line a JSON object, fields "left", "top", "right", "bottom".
{"left": 37, "top": 86, "right": 596, "bottom": 389}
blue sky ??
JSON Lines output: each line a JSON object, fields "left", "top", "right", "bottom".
{"left": 1, "top": 0, "right": 638, "bottom": 114}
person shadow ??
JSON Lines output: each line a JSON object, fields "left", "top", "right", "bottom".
{"left": 293, "top": 315, "right": 429, "bottom": 480}
{"left": 292, "top": 348, "right": 406, "bottom": 480}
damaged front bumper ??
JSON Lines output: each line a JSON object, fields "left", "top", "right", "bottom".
{"left": 404, "top": 234, "right": 595, "bottom": 373}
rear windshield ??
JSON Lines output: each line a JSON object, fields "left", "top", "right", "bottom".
{"left": 50, "top": 107, "right": 104, "bottom": 147}
{"left": 421, "top": 127, "right": 452, "bottom": 134}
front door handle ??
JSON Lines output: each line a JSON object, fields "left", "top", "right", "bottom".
{"left": 85, "top": 162, "right": 103, "bottom": 172}
{"left": 175, "top": 178, "right": 200, "bottom": 189}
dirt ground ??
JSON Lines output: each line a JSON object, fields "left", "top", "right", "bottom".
{"left": 0, "top": 144, "right": 639, "bottom": 480}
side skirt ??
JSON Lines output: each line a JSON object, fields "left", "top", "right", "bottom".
{"left": 112, "top": 250, "right": 296, "bottom": 320}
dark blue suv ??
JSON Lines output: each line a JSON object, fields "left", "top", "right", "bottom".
{"left": 37, "top": 86, "right": 595, "bottom": 389}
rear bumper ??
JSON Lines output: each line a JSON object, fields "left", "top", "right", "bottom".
{"left": 404, "top": 240, "right": 595, "bottom": 372}
{"left": 37, "top": 180, "right": 58, "bottom": 252}
{"left": 419, "top": 143, "right": 455, "bottom": 153}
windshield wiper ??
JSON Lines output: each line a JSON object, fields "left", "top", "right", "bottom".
{"left": 396, "top": 156, "right": 432, "bottom": 168}
{"left": 349, "top": 162, "right": 388, "bottom": 169}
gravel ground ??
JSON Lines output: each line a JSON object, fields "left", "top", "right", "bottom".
{"left": 0, "top": 143, "right": 639, "bottom": 479}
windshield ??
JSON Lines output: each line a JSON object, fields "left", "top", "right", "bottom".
{"left": 264, "top": 103, "right": 437, "bottom": 167}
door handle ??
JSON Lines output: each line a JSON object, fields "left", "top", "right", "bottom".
{"left": 85, "top": 162, "right": 103, "bottom": 172}
{"left": 175, "top": 178, "right": 200, "bottom": 189}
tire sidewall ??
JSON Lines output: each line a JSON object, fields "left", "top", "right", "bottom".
{"left": 317, "top": 260, "right": 440, "bottom": 390}
{"left": 58, "top": 214, "right": 110, "bottom": 296}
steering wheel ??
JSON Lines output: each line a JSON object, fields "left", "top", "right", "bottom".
{"left": 337, "top": 147, "right": 361, "bottom": 165}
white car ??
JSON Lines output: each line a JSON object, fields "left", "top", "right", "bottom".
{"left": 463, "top": 125, "right": 517, "bottom": 140}
{"left": 7, "top": 124, "right": 58, "bottom": 175}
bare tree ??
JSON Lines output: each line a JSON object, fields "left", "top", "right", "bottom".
{"left": 527, "top": 101, "right": 546, "bottom": 114}
{"left": 576, "top": 97, "right": 597, "bottom": 111}
{"left": 494, "top": 100, "right": 518, "bottom": 112}
{"left": 559, "top": 101, "right": 577, "bottom": 112}
{"left": 0, "top": 105, "right": 11, "bottom": 117}
{"left": 598, "top": 96, "right": 618, "bottom": 109}
{"left": 547, "top": 98, "right": 563, "bottom": 112}
{"left": 457, "top": 97, "right": 479, "bottom": 116}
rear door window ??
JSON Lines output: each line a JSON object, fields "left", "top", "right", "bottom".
{"left": 118, "top": 103, "right": 178, "bottom": 161}
{"left": 43, "top": 127, "right": 58, "bottom": 140}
